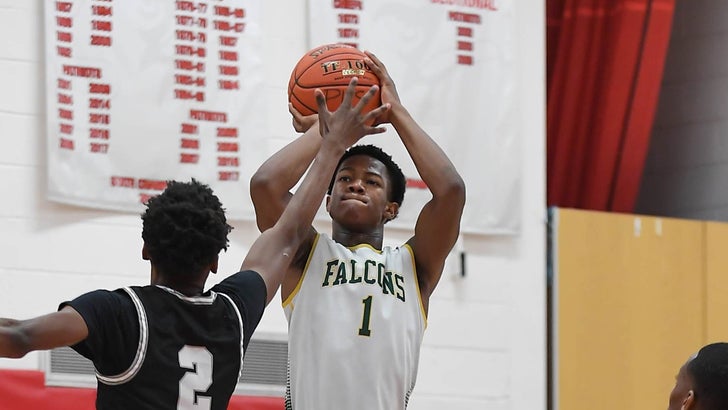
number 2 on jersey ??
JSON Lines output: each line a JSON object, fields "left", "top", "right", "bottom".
{"left": 178, "top": 345, "right": 213, "bottom": 409}
{"left": 358, "top": 295, "right": 373, "bottom": 336}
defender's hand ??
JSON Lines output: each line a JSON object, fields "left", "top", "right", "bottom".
{"left": 315, "top": 77, "right": 390, "bottom": 150}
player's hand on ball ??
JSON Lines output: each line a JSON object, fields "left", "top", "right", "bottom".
{"left": 289, "top": 44, "right": 381, "bottom": 117}
{"left": 315, "top": 77, "right": 389, "bottom": 149}
{"left": 364, "top": 51, "right": 401, "bottom": 125}
{"left": 288, "top": 103, "right": 318, "bottom": 133}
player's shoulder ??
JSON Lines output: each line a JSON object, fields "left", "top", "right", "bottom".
{"left": 211, "top": 270, "right": 266, "bottom": 301}
{"left": 71, "top": 287, "right": 136, "bottom": 307}
{"left": 212, "top": 270, "right": 268, "bottom": 334}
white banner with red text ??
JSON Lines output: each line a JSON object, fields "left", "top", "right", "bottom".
{"left": 307, "top": 0, "right": 519, "bottom": 234}
{"left": 45, "top": 0, "right": 266, "bottom": 220}
{"left": 45, "top": 0, "right": 518, "bottom": 235}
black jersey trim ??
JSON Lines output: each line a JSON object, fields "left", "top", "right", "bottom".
{"left": 96, "top": 287, "right": 149, "bottom": 385}
{"left": 216, "top": 292, "right": 245, "bottom": 379}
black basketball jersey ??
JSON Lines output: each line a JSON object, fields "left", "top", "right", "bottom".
{"left": 62, "top": 270, "right": 267, "bottom": 410}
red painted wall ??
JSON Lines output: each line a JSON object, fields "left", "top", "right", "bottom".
{"left": 0, "top": 370, "right": 283, "bottom": 409}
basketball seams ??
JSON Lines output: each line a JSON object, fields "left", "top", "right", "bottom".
{"left": 289, "top": 87, "right": 317, "bottom": 115}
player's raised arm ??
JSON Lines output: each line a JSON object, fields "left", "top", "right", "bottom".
{"left": 242, "top": 79, "right": 389, "bottom": 304}
{"left": 0, "top": 307, "right": 88, "bottom": 358}
{"left": 249, "top": 106, "right": 321, "bottom": 233}
{"left": 365, "top": 51, "right": 466, "bottom": 305}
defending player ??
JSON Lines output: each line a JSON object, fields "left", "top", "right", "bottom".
{"left": 0, "top": 79, "right": 386, "bottom": 409}
{"left": 250, "top": 51, "right": 466, "bottom": 409}
{"left": 668, "top": 342, "right": 728, "bottom": 410}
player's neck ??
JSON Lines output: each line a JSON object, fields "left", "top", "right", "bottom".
{"left": 167, "top": 284, "right": 204, "bottom": 297}
{"left": 152, "top": 273, "right": 207, "bottom": 297}
{"left": 332, "top": 226, "right": 384, "bottom": 249}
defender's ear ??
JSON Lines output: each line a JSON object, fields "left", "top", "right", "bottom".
{"left": 210, "top": 256, "right": 219, "bottom": 274}
{"left": 142, "top": 243, "right": 150, "bottom": 261}
{"left": 325, "top": 195, "right": 332, "bottom": 213}
{"left": 682, "top": 390, "right": 695, "bottom": 410}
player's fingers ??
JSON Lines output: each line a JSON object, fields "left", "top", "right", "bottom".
{"left": 362, "top": 121, "right": 387, "bottom": 136}
{"left": 354, "top": 85, "right": 379, "bottom": 112}
{"left": 364, "top": 51, "right": 387, "bottom": 72}
{"left": 363, "top": 58, "right": 381, "bottom": 78}
{"left": 364, "top": 119, "right": 387, "bottom": 135}
{"left": 365, "top": 124, "right": 387, "bottom": 135}
{"left": 288, "top": 103, "right": 303, "bottom": 119}
{"left": 314, "top": 89, "right": 330, "bottom": 135}
{"left": 364, "top": 103, "right": 390, "bottom": 126}
{"left": 288, "top": 104, "right": 304, "bottom": 131}
{"left": 340, "top": 77, "right": 359, "bottom": 108}
{"left": 314, "top": 89, "right": 327, "bottom": 115}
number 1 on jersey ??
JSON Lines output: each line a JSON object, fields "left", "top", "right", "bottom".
{"left": 358, "top": 295, "right": 373, "bottom": 336}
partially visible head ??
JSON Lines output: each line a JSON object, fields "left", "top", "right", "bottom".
{"left": 328, "top": 144, "right": 405, "bottom": 203}
{"left": 141, "top": 179, "right": 232, "bottom": 278}
{"left": 668, "top": 342, "right": 728, "bottom": 410}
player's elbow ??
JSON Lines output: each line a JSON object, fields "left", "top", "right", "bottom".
{"left": 445, "top": 174, "right": 466, "bottom": 208}
{"left": 249, "top": 169, "right": 274, "bottom": 202}
{"left": 249, "top": 173, "right": 281, "bottom": 232}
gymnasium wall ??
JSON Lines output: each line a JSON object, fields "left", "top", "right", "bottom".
{"left": 552, "top": 208, "right": 728, "bottom": 410}
{"left": 0, "top": 1, "right": 546, "bottom": 410}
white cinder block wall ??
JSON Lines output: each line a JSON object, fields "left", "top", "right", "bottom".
{"left": 0, "top": 1, "right": 545, "bottom": 409}
{"left": 637, "top": 0, "right": 728, "bottom": 220}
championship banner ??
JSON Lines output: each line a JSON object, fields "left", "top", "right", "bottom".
{"left": 45, "top": 0, "right": 265, "bottom": 220}
{"left": 307, "top": 0, "right": 519, "bottom": 234}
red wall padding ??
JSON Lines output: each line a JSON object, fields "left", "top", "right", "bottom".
{"left": 0, "top": 370, "right": 284, "bottom": 409}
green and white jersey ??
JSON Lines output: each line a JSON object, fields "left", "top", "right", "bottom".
{"left": 284, "top": 233, "right": 427, "bottom": 410}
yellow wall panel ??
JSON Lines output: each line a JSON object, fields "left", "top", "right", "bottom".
{"left": 554, "top": 208, "right": 704, "bottom": 410}
{"left": 705, "top": 221, "right": 728, "bottom": 342}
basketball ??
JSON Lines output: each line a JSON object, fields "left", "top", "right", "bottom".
{"left": 288, "top": 43, "right": 381, "bottom": 116}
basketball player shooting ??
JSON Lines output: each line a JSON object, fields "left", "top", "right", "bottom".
{"left": 0, "top": 79, "right": 386, "bottom": 410}
{"left": 250, "top": 51, "right": 466, "bottom": 409}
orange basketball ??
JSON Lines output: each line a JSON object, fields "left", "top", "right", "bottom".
{"left": 288, "top": 43, "right": 381, "bottom": 116}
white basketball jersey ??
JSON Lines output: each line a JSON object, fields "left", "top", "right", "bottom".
{"left": 284, "top": 233, "right": 427, "bottom": 410}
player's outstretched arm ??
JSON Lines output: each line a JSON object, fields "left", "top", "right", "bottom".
{"left": 242, "top": 78, "right": 389, "bottom": 304}
{"left": 365, "top": 51, "right": 466, "bottom": 305}
{"left": 0, "top": 307, "right": 88, "bottom": 358}
{"left": 249, "top": 105, "right": 321, "bottom": 233}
